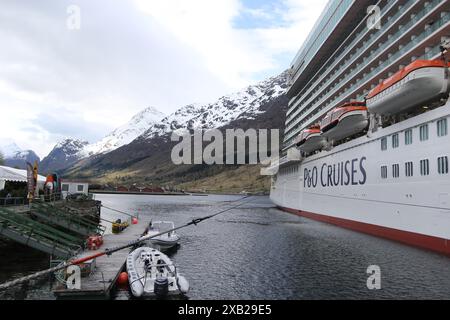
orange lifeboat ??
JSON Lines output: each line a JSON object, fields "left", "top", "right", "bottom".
{"left": 366, "top": 59, "right": 450, "bottom": 115}
{"left": 320, "top": 102, "right": 369, "bottom": 142}
{"left": 295, "top": 125, "right": 327, "bottom": 154}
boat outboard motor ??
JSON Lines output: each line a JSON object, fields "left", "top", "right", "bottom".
{"left": 154, "top": 275, "right": 169, "bottom": 298}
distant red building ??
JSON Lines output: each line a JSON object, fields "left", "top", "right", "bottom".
{"left": 143, "top": 187, "right": 164, "bottom": 193}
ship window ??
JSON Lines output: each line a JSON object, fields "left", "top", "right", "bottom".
{"left": 381, "top": 166, "right": 388, "bottom": 179}
{"left": 405, "top": 129, "right": 413, "bottom": 145}
{"left": 437, "top": 119, "right": 448, "bottom": 137}
{"left": 62, "top": 184, "right": 69, "bottom": 192}
{"left": 392, "top": 164, "right": 400, "bottom": 178}
{"left": 420, "top": 125, "right": 429, "bottom": 141}
{"left": 420, "top": 160, "right": 430, "bottom": 176}
{"left": 438, "top": 157, "right": 449, "bottom": 175}
{"left": 405, "top": 162, "right": 414, "bottom": 177}
{"left": 381, "top": 138, "right": 387, "bottom": 151}
{"left": 392, "top": 134, "right": 399, "bottom": 149}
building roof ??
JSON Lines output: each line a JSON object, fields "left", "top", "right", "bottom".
{"left": 0, "top": 165, "right": 46, "bottom": 183}
{"left": 60, "top": 180, "right": 90, "bottom": 184}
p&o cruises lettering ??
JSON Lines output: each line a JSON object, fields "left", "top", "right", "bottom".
{"left": 304, "top": 157, "right": 367, "bottom": 188}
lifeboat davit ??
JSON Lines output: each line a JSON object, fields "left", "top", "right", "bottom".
{"left": 320, "top": 102, "right": 369, "bottom": 142}
{"left": 366, "top": 59, "right": 450, "bottom": 115}
{"left": 295, "top": 126, "right": 327, "bottom": 154}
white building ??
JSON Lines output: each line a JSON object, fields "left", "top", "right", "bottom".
{"left": 61, "top": 180, "right": 89, "bottom": 199}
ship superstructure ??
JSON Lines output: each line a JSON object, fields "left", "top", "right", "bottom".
{"left": 270, "top": 0, "right": 450, "bottom": 255}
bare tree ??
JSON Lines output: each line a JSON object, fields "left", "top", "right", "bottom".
{"left": 0, "top": 151, "right": 4, "bottom": 165}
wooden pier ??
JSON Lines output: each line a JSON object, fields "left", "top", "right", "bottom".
{"left": 53, "top": 217, "right": 151, "bottom": 299}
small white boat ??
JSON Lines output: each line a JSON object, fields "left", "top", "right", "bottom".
{"left": 144, "top": 221, "right": 180, "bottom": 251}
{"left": 296, "top": 126, "right": 327, "bottom": 154}
{"left": 320, "top": 102, "right": 369, "bottom": 142}
{"left": 126, "top": 247, "right": 189, "bottom": 298}
{"left": 366, "top": 59, "right": 450, "bottom": 115}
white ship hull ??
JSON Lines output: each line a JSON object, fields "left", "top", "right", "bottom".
{"left": 271, "top": 105, "right": 450, "bottom": 255}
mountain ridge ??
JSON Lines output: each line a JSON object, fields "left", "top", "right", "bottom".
{"left": 0, "top": 142, "right": 41, "bottom": 169}
{"left": 62, "top": 70, "right": 290, "bottom": 191}
{"left": 40, "top": 106, "right": 166, "bottom": 173}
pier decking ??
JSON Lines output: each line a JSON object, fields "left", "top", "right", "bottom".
{"left": 0, "top": 207, "right": 84, "bottom": 258}
{"left": 53, "top": 217, "right": 151, "bottom": 299}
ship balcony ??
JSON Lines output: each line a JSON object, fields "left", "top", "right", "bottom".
{"left": 286, "top": 0, "right": 402, "bottom": 119}
{"left": 286, "top": 0, "right": 448, "bottom": 133}
{"left": 288, "top": 0, "right": 375, "bottom": 101}
{"left": 284, "top": 10, "right": 450, "bottom": 146}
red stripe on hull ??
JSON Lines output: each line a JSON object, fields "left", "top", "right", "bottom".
{"left": 280, "top": 207, "right": 450, "bottom": 256}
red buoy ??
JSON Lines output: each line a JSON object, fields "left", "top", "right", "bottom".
{"left": 132, "top": 217, "right": 138, "bottom": 225}
{"left": 117, "top": 272, "right": 128, "bottom": 286}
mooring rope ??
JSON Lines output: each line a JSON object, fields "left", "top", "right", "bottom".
{"left": 100, "top": 217, "right": 116, "bottom": 225}
{"left": 101, "top": 205, "right": 138, "bottom": 219}
{"left": 0, "top": 196, "right": 254, "bottom": 291}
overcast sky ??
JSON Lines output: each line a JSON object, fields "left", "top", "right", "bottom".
{"left": 0, "top": 0, "right": 327, "bottom": 158}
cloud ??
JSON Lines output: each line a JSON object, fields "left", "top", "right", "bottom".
{"left": 134, "top": 0, "right": 328, "bottom": 85}
{"left": 0, "top": 0, "right": 232, "bottom": 157}
{"left": 0, "top": 0, "right": 328, "bottom": 158}
{"left": 32, "top": 107, "right": 112, "bottom": 141}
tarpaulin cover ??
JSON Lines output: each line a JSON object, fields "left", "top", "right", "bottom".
{"left": 0, "top": 165, "right": 46, "bottom": 183}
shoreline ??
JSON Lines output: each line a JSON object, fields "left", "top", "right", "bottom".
{"left": 90, "top": 190, "right": 269, "bottom": 197}
{"left": 90, "top": 190, "right": 188, "bottom": 196}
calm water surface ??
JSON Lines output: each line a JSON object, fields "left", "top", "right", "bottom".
{"left": 1, "top": 194, "right": 450, "bottom": 300}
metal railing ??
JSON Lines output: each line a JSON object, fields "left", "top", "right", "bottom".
{"left": 0, "top": 207, "right": 83, "bottom": 258}
{"left": 284, "top": 16, "right": 449, "bottom": 146}
{"left": 31, "top": 202, "right": 106, "bottom": 236}
{"left": 0, "top": 197, "right": 26, "bottom": 207}
{"left": 0, "top": 192, "right": 63, "bottom": 207}
{"left": 284, "top": 1, "right": 448, "bottom": 142}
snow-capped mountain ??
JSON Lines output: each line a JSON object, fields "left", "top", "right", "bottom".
{"left": 62, "top": 70, "right": 290, "bottom": 179}
{"left": 143, "top": 71, "right": 288, "bottom": 139}
{"left": 84, "top": 107, "right": 166, "bottom": 156}
{"left": 40, "top": 107, "right": 166, "bottom": 173}
{"left": 1, "top": 142, "right": 22, "bottom": 158}
{"left": 44, "top": 70, "right": 289, "bottom": 176}
{"left": 0, "top": 142, "right": 40, "bottom": 169}
{"left": 40, "top": 139, "right": 89, "bottom": 173}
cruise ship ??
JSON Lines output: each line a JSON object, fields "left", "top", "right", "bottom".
{"left": 270, "top": 0, "right": 450, "bottom": 255}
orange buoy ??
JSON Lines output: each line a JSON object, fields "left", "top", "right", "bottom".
{"left": 117, "top": 272, "right": 128, "bottom": 286}
{"left": 132, "top": 217, "right": 138, "bottom": 225}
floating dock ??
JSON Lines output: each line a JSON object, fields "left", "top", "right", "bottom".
{"left": 53, "top": 217, "right": 151, "bottom": 299}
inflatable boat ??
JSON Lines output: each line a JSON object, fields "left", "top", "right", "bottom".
{"left": 126, "top": 247, "right": 189, "bottom": 298}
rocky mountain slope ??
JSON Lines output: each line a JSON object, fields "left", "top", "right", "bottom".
{"left": 40, "top": 107, "right": 166, "bottom": 173}
{"left": 0, "top": 142, "right": 40, "bottom": 169}
{"left": 63, "top": 71, "right": 290, "bottom": 191}
{"left": 143, "top": 72, "right": 287, "bottom": 139}
{"left": 40, "top": 139, "right": 89, "bottom": 173}
{"left": 84, "top": 106, "right": 166, "bottom": 156}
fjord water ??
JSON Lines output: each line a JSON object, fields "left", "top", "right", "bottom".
{"left": 1, "top": 194, "right": 450, "bottom": 300}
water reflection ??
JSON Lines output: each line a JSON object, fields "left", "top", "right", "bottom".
{"left": 1, "top": 194, "right": 450, "bottom": 300}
